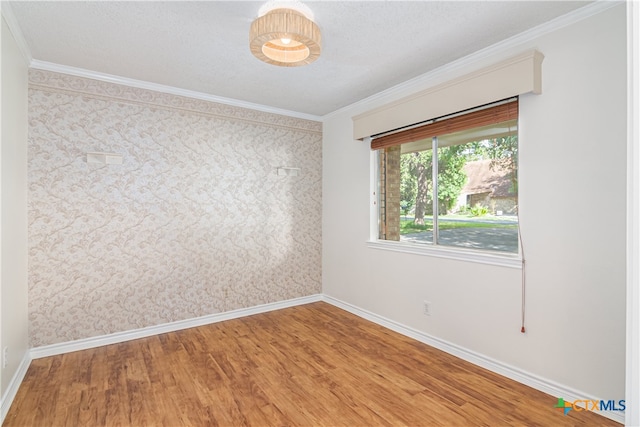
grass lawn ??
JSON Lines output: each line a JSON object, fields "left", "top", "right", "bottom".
{"left": 400, "top": 218, "right": 518, "bottom": 235}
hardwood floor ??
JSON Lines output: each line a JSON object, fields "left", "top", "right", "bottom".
{"left": 5, "top": 302, "right": 619, "bottom": 426}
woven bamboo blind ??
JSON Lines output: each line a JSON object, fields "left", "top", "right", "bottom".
{"left": 371, "top": 99, "right": 518, "bottom": 151}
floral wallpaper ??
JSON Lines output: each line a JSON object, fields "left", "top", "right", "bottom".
{"left": 27, "top": 70, "right": 322, "bottom": 347}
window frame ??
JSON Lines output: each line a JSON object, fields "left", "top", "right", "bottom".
{"left": 368, "top": 111, "right": 523, "bottom": 270}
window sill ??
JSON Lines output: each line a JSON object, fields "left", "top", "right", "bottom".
{"left": 366, "top": 240, "right": 522, "bottom": 269}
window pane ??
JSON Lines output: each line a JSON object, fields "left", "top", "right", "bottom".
{"left": 398, "top": 141, "right": 434, "bottom": 244}
{"left": 436, "top": 131, "right": 518, "bottom": 253}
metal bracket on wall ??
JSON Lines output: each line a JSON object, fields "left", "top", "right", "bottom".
{"left": 87, "top": 152, "right": 123, "bottom": 165}
{"left": 277, "top": 167, "right": 300, "bottom": 176}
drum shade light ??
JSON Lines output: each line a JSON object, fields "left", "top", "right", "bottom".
{"left": 249, "top": 7, "right": 321, "bottom": 67}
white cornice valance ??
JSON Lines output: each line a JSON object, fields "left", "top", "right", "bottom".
{"left": 353, "top": 49, "right": 544, "bottom": 140}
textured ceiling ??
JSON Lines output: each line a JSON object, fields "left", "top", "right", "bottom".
{"left": 8, "top": 1, "right": 592, "bottom": 117}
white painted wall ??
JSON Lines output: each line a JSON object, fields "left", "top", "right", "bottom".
{"left": 626, "top": 1, "right": 640, "bottom": 424}
{"left": 0, "top": 14, "right": 29, "bottom": 397}
{"left": 323, "top": 4, "right": 627, "bottom": 403}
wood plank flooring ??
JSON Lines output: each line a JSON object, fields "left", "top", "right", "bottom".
{"left": 5, "top": 302, "right": 620, "bottom": 426}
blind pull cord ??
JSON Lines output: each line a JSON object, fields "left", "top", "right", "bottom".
{"left": 519, "top": 223, "right": 526, "bottom": 333}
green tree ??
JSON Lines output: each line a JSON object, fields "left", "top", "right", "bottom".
{"left": 398, "top": 132, "right": 517, "bottom": 225}
{"left": 402, "top": 151, "right": 433, "bottom": 225}
{"left": 400, "top": 154, "right": 416, "bottom": 216}
{"left": 437, "top": 145, "right": 468, "bottom": 214}
{"left": 400, "top": 144, "right": 468, "bottom": 224}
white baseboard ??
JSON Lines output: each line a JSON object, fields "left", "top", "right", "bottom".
{"left": 1, "top": 352, "right": 32, "bottom": 424}
{"left": 321, "top": 295, "right": 625, "bottom": 425}
{"left": 31, "top": 294, "right": 322, "bottom": 359}
{"left": 6, "top": 293, "right": 624, "bottom": 425}
{"left": 2, "top": 295, "right": 321, "bottom": 424}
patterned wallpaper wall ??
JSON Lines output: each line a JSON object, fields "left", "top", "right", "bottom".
{"left": 27, "top": 70, "right": 322, "bottom": 347}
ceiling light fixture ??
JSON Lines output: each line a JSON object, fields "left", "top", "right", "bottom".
{"left": 249, "top": 3, "right": 321, "bottom": 67}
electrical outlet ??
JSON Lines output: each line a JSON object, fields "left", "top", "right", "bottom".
{"left": 423, "top": 301, "right": 432, "bottom": 316}
{"left": 2, "top": 347, "right": 8, "bottom": 369}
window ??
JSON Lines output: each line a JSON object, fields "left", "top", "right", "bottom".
{"left": 374, "top": 98, "right": 519, "bottom": 255}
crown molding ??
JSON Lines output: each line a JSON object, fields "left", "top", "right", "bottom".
{"left": 323, "top": 0, "right": 623, "bottom": 120}
{"left": 0, "top": 1, "right": 32, "bottom": 65}
{"left": 29, "top": 59, "right": 322, "bottom": 122}
{"left": 10, "top": 1, "right": 619, "bottom": 123}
